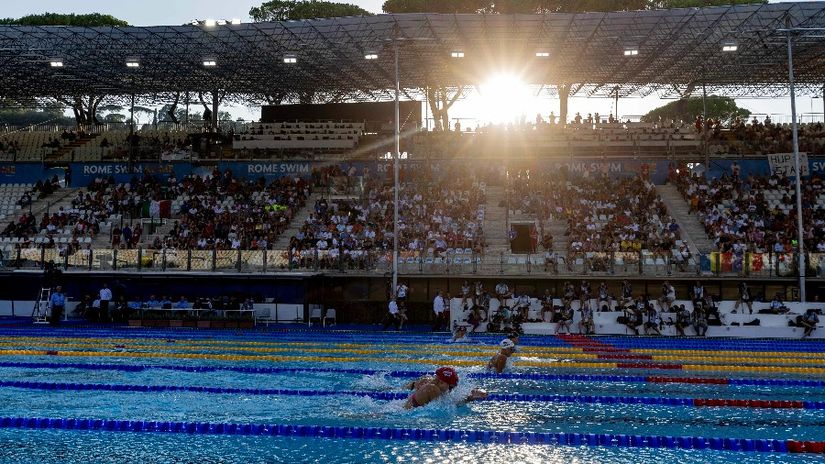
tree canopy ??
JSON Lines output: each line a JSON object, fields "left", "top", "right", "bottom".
{"left": 640, "top": 96, "right": 751, "bottom": 124}
{"left": 250, "top": 0, "right": 373, "bottom": 22}
{"left": 0, "top": 13, "right": 128, "bottom": 27}
{"left": 382, "top": 0, "right": 765, "bottom": 14}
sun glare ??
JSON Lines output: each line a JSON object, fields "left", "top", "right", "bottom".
{"left": 476, "top": 73, "right": 533, "bottom": 125}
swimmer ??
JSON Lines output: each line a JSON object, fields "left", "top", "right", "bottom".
{"left": 488, "top": 339, "right": 516, "bottom": 373}
{"left": 452, "top": 324, "right": 469, "bottom": 342}
{"left": 404, "top": 367, "right": 487, "bottom": 409}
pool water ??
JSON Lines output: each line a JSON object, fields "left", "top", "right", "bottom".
{"left": 0, "top": 328, "right": 824, "bottom": 463}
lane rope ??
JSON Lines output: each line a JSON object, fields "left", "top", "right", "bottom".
{"left": 0, "top": 379, "right": 822, "bottom": 410}
{"left": 0, "top": 416, "right": 821, "bottom": 453}
{"left": 4, "top": 361, "right": 825, "bottom": 387}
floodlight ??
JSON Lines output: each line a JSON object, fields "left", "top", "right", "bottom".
{"left": 722, "top": 40, "right": 738, "bottom": 52}
{"left": 202, "top": 59, "right": 217, "bottom": 67}
{"left": 283, "top": 54, "right": 297, "bottom": 64}
{"left": 451, "top": 51, "right": 465, "bottom": 58}
{"left": 535, "top": 51, "right": 550, "bottom": 58}
{"left": 204, "top": 19, "right": 217, "bottom": 27}
{"left": 364, "top": 52, "right": 379, "bottom": 60}
{"left": 230, "top": 18, "right": 242, "bottom": 25}
{"left": 623, "top": 46, "right": 639, "bottom": 56}
{"left": 49, "top": 60, "right": 63, "bottom": 67}
{"left": 126, "top": 60, "right": 140, "bottom": 68}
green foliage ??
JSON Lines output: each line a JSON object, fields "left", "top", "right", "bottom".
{"left": 250, "top": 0, "right": 373, "bottom": 21}
{"left": 649, "top": 0, "right": 766, "bottom": 8}
{"left": 0, "top": 101, "right": 74, "bottom": 127}
{"left": 640, "top": 96, "right": 751, "bottom": 124}
{"left": 103, "top": 113, "right": 126, "bottom": 123}
{"left": 382, "top": 0, "right": 764, "bottom": 13}
{"left": 0, "top": 13, "right": 128, "bottom": 27}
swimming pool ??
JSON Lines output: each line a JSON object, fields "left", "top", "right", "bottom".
{"left": 0, "top": 328, "right": 823, "bottom": 463}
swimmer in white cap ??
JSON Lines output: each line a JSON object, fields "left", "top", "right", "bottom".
{"left": 488, "top": 339, "right": 516, "bottom": 374}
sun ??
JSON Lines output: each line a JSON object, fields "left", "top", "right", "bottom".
{"left": 475, "top": 73, "right": 533, "bottom": 125}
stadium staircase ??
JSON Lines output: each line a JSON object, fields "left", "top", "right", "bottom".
{"left": 46, "top": 134, "right": 98, "bottom": 162}
{"left": 655, "top": 183, "right": 714, "bottom": 255}
{"left": 547, "top": 216, "right": 569, "bottom": 255}
{"left": 483, "top": 186, "right": 510, "bottom": 256}
{"left": 272, "top": 191, "right": 325, "bottom": 249}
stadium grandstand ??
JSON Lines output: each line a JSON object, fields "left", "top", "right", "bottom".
{"left": 4, "top": 2, "right": 825, "bottom": 461}
{"left": 0, "top": 2, "right": 824, "bottom": 337}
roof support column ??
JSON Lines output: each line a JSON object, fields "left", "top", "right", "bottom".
{"left": 558, "top": 84, "right": 570, "bottom": 126}
{"left": 212, "top": 91, "right": 219, "bottom": 133}
{"left": 786, "top": 28, "right": 806, "bottom": 302}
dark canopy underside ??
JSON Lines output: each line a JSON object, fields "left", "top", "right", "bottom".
{"left": 1, "top": 2, "right": 825, "bottom": 102}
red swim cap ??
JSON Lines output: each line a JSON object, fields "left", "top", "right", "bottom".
{"left": 435, "top": 367, "right": 458, "bottom": 386}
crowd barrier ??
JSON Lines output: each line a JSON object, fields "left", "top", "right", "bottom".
{"left": 4, "top": 245, "right": 825, "bottom": 278}
{"left": 0, "top": 415, "right": 821, "bottom": 454}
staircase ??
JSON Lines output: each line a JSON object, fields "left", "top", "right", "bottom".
{"left": 483, "top": 186, "right": 510, "bottom": 255}
{"left": 272, "top": 192, "right": 326, "bottom": 249}
{"left": 547, "top": 216, "right": 569, "bottom": 254}
{"left": 656, "top": 183, "right": 714, "bottom": 255}
{"left": 46, "top": 134, "right": 98, "bottom": 162}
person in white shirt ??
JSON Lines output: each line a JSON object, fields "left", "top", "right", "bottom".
{"left": 383, "top": 297, "right": 400, "bottom": 331}
{"left": 657, "top": 281, "right": 675, "bottom": 312}
{"left": 432, "top": 290, "right": 447, "bottom": 331}
{"left": 99, "top": 283, "right": 113, "bottom": 322}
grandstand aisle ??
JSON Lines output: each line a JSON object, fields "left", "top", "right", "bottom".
{"left": 273, "top": 191, "right": 325, "bottom": 249}
{"left": 656, "top": 184, "right": 713, "bottom": 255}
{"left": 483, "top": 186, "right": 510, "bottom": 255}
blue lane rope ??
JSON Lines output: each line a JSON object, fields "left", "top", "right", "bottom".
{"left": 1, "top": 361, "right": 824, "bottom": 387}
{"left": 0, "top": 415, "right": 815, "bottom": 454}
{"left": 0, "top": 380, "right": 822, "bottom": 410}
{"left": 0, "top": 329, "right": 823, "bottom": 351}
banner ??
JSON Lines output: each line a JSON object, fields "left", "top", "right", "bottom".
{"left": 767, "top": 152, "right": 809, "bottom": 177}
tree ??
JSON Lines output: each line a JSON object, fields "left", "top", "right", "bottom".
{"left": 382, "top": 0, "right": 764, "bottom": 13}
{"left": 640, "top": 96, "right": 750, "bottom": 125}
{"left": 0, "top": 99, "right": 74, "bottom": 127}
{"left": 250, "top": 0, "right": 372, "bottom": 22}
{"left": 0, "top": 13, "right": 129, "bottom": 127}
{"left": 0, "top": 13, "right": 128, "bottom": 26}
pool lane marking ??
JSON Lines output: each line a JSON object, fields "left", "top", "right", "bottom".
{"left": 3, "top": 349, "right": 825, "bottom": 375}
{"left": 0, "top": 379, "right": 819, "bottom": 410}
{"left": 3, "top": 336, "right": 825, "bottom": 360}
{"left": 1, "top": 416, "right": 822, "bottom": 454}
{"left": 3, "top": 344, "right": 825, "bottom": 372}
{"left": 11, "top": 360, "right": 825, "bottom": 387}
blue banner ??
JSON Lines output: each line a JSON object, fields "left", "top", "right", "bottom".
{"left": 0, "top": 163, "right": 64, "bottom": 185}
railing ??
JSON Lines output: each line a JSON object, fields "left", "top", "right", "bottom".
{"left": 3, "top": 245, "right": 824, "bottom": 279}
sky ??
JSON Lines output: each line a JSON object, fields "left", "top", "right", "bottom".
{"left": 5, "top": 0, "right": 823, "bottom": 126}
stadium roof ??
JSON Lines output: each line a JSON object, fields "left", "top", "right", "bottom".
{"left": 1, "top": 1, "right": 825, "bottom": 102}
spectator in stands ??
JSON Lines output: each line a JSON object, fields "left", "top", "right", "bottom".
{"left": 541, "top": 289, "right": 555, "bottom": 322}
{"left": 733, "top": 282, "right": 753, "bottom": 314}
{"left": 692, "top": 305, "right": 708, "bottom": 336}
{"left": 675, "top": 304, "right": 692, "bottom": 336}
{"left": 597, "top": 282, "right": 612, "bottom": 311}
{"left": 644, "top": 306, "right": 662, "bottom": 335}
{"left": 579, "top": 301, "right": 595, "bottom": 335}
{"left": 555, "top": 305, "right": 573, "bottom": 334}
{"left": 763, "top": 293, "right": 790, "bottom": 314}
{"left": 692, "top": 281, "right": 705, "bottom": 305}
{"left": 495, "top": 282, "right": 511, "bottom": 300}
{"left": 515, "top": 292, "right": 531, "bottom": 321}
{"left": 657, "top": 281, "right": 675, "bottom": 312}
{"left": 800, "top": 309, "right": 820, "bottom": 338}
